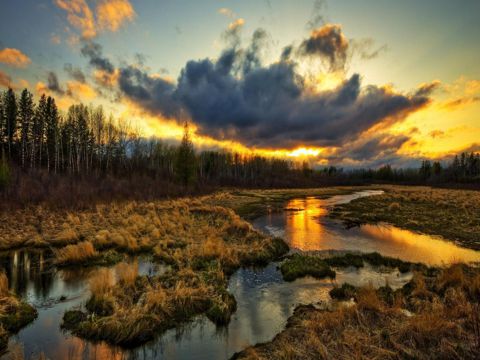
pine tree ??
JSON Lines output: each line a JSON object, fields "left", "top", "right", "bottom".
{"left": 432, "top": 161, "right": 442, "bottom": 177}
{"left": 45, "top": 96, "right": 59, "bottom": 172}
{"left": 4, "top": 88, "right": 17, "bottom": 159}
{"left": 0, "top": 94, "right": 4, "bottom": 153}
{"left": 33, "top": 95, "right": 47, "bottom": 169}
{"left": 175, "top": 122, "right": 196, "bottom": 186}
{"left": 18, "top": 89, "right": 34, "bottom": 168}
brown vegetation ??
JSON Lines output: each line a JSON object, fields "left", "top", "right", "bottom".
{"left": 0, "top": 272, "right": 37, "bottom": 352}
{"left": 61, "top": 203, "right": 288, "bottom": 347}
{"left": 235, "top": 264, "right": 480, "bottom": 360}
{"left": 54, "top": 241, "right": 98, "bottom": 266}
{"left": 330, "top": 185, "right": 480, "bottom": 250}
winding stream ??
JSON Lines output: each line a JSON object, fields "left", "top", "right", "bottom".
{"left": 2, "top": 190, "right": 480, "bottom": 359}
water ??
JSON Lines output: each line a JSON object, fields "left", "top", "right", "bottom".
{"left": 254, "top": 191, "right": 480, "bottom": 265}
{"left": 2, "top": 190, "right": 479, "bottom": 359}
{"left": 1, "top": 250, "right": 162, "bottom": 360}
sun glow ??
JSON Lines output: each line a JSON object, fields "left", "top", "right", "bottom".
{"left": 287, "top": 147, "right": 322, "bottom": 157}
{"left": 313, "top": 71, "right": 345, "bottom": 92}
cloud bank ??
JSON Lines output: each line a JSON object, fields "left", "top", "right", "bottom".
{"left": 113, "top": 24, "right": 432, "bottom": 149}
{"left": 55, "top": 0, "right": 135, "bottom": 39}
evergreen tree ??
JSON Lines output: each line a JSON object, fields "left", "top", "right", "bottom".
{"left": 18, "top": 89, "right": 34, "bottom": 168}
{"left": 175, "top": 122, "right": 196, "bottom": 186}
{"left": 45, "top": 96, "right": 59, "bottom": 172}
{"left": 432, "top": 161, "right": 442, "bottom": 176}
{"left": 4, "top": 88, "right": 17, "bottom": 158}
{"left": 0, "top": 95, "right": 4, "bottom": 152}
{"left": 33, "top": 95, "right": 47, "bottom": 168}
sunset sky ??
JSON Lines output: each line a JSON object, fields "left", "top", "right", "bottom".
{"left": 1, "top": 0, "right": 479, "bottom": 168}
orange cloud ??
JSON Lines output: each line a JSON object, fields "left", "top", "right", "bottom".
{"left": 35, "top": 81, "right": 48, "bottom": 95}
{"left": 93, "top": 69, "right": 119, "bottom": 88}
{"left": 56, "top": 0, "right": 135, "bottom": 38}
{"left": 35, "top": 81, "right": 76, "bottom": 110}
{"left": 96, "top": 0, "right": 135, "bottom": 32}
{"left": 55, "top": 0, "right": 96, "bottom": 39}
{"left": 0, "top": 71, "right": 12, "bottom": 88}
{"left": 0, "top": 48, "right": 31, "bottom": 68}
{"left": 442, "top": 96, "right": 480, "bottom": 110}
{"left": 66, "top": 81, "right": 97, "bottom": 99}
{"left": 228, "top": 18, "right": 245, "bottom": 31}
{"left": 0, "top": 71, "right": 29, "bottom": 90}
{"left": 425, "top": 77, "right": 480, "bottom": 111}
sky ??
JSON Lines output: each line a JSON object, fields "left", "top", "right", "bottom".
{"left": 0, "top": 0, "right": 479, "bottom": 168}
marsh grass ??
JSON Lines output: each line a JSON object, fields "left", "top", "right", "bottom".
{"left": 329, "top": 185, "right": 480, "bottom": 250}
{"left": 60, "top": 200, "right": 288, "bottom": 347}
{"left": 202, "top": 187, "right": 359, "bottom": 220}
{"left": 282, "top": 252, "right": 418, "bottom": 283}
{"left": 280, "top": 254, "right": 336, "bottom": 281}
{"left": 0, "top": 272, "right": 37, "bottom": 351}
{"left": 54, "top": 241, "right": 98, "bottom": 266}
{"left": 236, "top": 264, "right": 480, "bottom": 360}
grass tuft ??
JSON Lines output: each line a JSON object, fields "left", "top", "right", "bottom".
{"left": 280, "top": 254, "right": 336, "bottom": 281}
{"left": 54, "top": 241, "right": 98, "bottom": 266}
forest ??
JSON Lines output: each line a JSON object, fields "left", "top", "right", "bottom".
{"left": 0, "top": 88, "right": 479, "bottom": 207}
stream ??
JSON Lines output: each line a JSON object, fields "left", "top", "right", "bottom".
{"left": 2, "top": 190, "right": 480, "bottom": 359}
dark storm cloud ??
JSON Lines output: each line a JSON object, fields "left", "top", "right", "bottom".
{"left": 118, "top": 65, "right": 180, "bottom": 118}
{"left": 322, "top": 133, "right": 419, "bottom": 169}
{"left": 298, "top": 24, "right": 349, "bottom": 71}
{"left": 336, "top": 134, "right": 411, "bottom": 162}
{"left": 114, "top": 27, "right": 431, "bottom": 149}
{"left": 47, "top": 71, "right": 64, "bottom": 94}
{"left": 242, "top": 29, "right": 268, "bottom": 75}
{"left": 80, "top": 41, "right": 115, "bottom": 74}
{"left": 64, "top": 63, "right": 86, "bottom": 83}
{"left": 415, "top": 80, "right": 441, "bottom": 97}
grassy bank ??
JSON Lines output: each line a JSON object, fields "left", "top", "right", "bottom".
{"left": 0, "top": 187, "right": 361, "bottom": 252}
{"left": 203, "top": 187, "right": 361, "bottom": 220}
{"left": 60, "top": 202, "right": 288, "bottom": 347}
{"left": 235, "top": 263, "right": 480, "bottom": 359}
{"left": 0, "top": 272, "right": 37, "bottom": 352}
{"left": 279, "top": 252, "right": 430, "bottom": 282}
{"left": 329, "top": 185, "right": 480, "bottom": 250}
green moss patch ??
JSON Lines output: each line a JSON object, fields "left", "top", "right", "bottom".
{"left": 280, "top": 254, "right": 336, "bottom": 281}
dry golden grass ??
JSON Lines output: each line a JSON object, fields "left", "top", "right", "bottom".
{"left": 330, "top": 185, "right": 480, "bottom": 249}
{"left": 115, "top": 262, "right": 138, "bottom": 287}
{"left": 60, "top": 198, "right": 287, "bottom": 347}
{"left": 89, "top": 268, "right": 114, "bottom": 298}
{"left": 54, "top": 241, "right": 98, "bottom": 265}
{"left": 0, "top": 272, "right": 9, "bottom": 298}
{"left": 237, "top": 264, "right": 480, "bottom": 360}
{"left": 0, "top": 186, "right": 362, "bottom": 254}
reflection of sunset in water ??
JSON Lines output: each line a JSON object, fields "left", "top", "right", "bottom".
{"left": 284, "top": 198, "right": 328, "bottom": 250}
{"left": 260, "top": 193, "right": 480, "bottom": 265}
{"left": 359, "top": 224, "right": 480, "bottom": 265}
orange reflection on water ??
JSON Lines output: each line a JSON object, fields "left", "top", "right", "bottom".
{"left": 284, "top": 198, "right": 328, "bottom": 250}
{"left": 360, "top": 224, "right": 480, "bottom": 265}
{"left": 280, "top": 197, "right": 480, "bottom": 265}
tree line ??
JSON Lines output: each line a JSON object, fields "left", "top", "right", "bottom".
{"left": 0, "top": 88, "right": 311, "bottom": 190}
{"left": 1, "top": 87, "right": 478, "bottom": 201}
